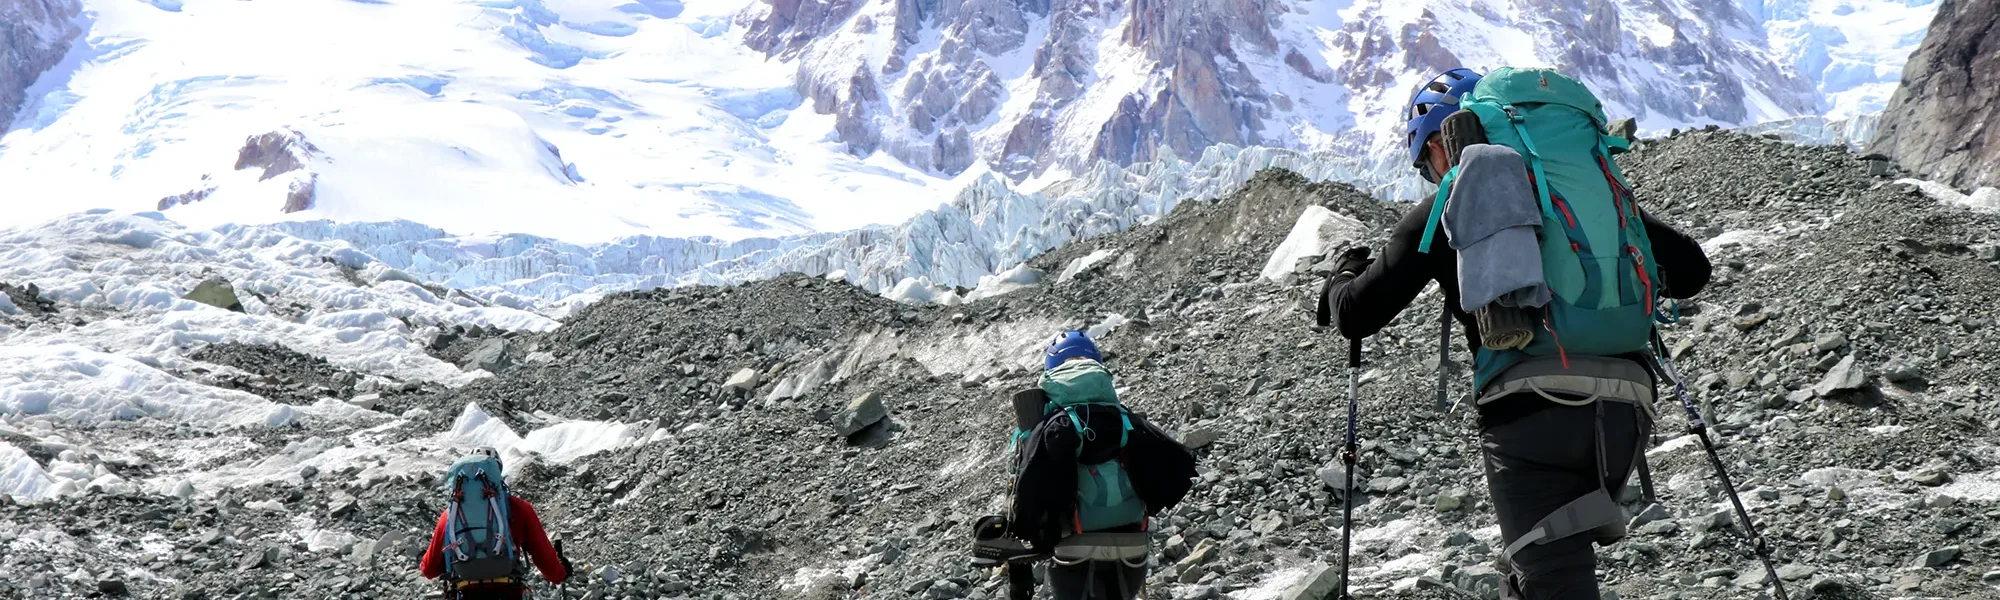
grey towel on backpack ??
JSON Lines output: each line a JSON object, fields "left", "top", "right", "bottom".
{"left": 1444, "top": 144, "right": 1550, "bottom": 312}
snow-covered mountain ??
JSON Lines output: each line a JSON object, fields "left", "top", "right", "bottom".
{"left": 1745, "top": 0, "right": 1940, "bottom": 119}
{"left": 0, "top": 0, "right": 980, "bottom": 242}
{"left": 2, "top": 0, "right": 1939, "bottom": 245}
{"left": 748, "top": 0, "right": 1940, "bottom": 185}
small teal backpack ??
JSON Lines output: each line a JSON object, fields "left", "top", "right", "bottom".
{"left": 1040, "top": 360, "right": 1148, "bottom": 533}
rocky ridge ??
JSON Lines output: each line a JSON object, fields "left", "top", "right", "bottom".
{"left": 0, "top": 0, "right": 80, "bottom": 136}
{"left": 3, "top": 131, "right": 2000, "bottom": 599}
{"left": 738, "top": 0, "right": 1822, "bottom": 183}
{"left": 1868, "top": 0, "right": 2000, "bottom": 191}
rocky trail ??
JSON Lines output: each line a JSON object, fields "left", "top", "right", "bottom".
{"left": 3, "top": 130, "right": 1998, "bottom": 600}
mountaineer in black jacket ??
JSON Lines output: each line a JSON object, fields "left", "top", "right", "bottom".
{"left": 1318, "top": 68, "right": 1712, "bottom": 599}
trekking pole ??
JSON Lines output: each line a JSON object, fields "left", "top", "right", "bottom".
{"left": 1337, "top": 338, "right": 1362, "bottom": 600}
{"left": 1654, "top": 332, "right": 1790, "bottom": 600}
{"left": 555, "top": 539, "right": 572, "bottom": 600}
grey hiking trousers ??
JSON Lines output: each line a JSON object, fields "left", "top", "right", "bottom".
{"left": 1047, "top": 559, "right": 1146, "bottom": 600}
{"left": 1482, "top": 398, "right": 1647, "bottom": 600}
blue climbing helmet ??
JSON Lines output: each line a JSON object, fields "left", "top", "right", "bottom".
{"left": 1404, "top": 68, "right": 1484, "bottom": 167}
{"left": 1043, "top": 330, "right": 1101, "bottom": 370}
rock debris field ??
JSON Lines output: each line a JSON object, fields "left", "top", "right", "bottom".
{"left": 3, "top": 131, "right": 1998, "bottom": 599}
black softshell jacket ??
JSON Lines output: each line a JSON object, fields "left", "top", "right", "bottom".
{"left": 1318, "top": 201, "right": 1713, "bottom": 351}
{"left": 1008, "top": 406, "right": 1196, "bottom": 550}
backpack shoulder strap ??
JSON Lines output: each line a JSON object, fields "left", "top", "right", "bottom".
{"left": 1417, "top": 165, "right": 1459, "bottom": 254}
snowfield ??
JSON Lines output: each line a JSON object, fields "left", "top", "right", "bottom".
{"left": 0, "top": 0, "right": 968, "bottom": 242}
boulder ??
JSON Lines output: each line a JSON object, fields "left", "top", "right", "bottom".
{"left": 185, "top": 279, "right": 245, "bottom": 312}
{"left": 1609, "top": 118, "right": 1639, "bottom": 142}
{"left": 1813, "top": 354, "right": 1868, "bottom": 396}
{"left": 1283, "top": 564, "right": 1340, "bottom": 600}
{"left": 460, "top": 338, "right": 512, "bottom": 374}
{"left": 723, "top": 368, "right": 761, "bottom": 393}
{"left": 346, "top": 393, "right": 380, "bottom": 410}
{"left": 831, "top": 392, "right": 889, "bottom": 437}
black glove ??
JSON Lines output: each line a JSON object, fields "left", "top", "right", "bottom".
{"left": 1332, "top": 246, "right": 1374, "bottom": 279}
{"left": 1316, "top": 246, "right": 1374, "bottom": 328}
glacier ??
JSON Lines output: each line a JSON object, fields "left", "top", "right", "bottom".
{"left": 255, "top": 143, "right": 1415, "bottom": 304}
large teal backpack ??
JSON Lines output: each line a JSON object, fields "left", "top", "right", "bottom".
{"left": 1416, "top": 67, "right": 1665, "bottom": 390}
{"left": 441, "top": 452, "right": 518, "bottom": 582}
{"left": 1039, "top": 360, "right": 1148, "bottom": 533}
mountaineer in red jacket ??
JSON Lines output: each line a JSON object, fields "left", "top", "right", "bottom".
{"left": 419, "top": 449, "right": 571, "bottom": 599}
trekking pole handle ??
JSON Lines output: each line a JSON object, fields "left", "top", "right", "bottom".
{"left": 1347, "top": 338, "right": 1362, "bottom": 369}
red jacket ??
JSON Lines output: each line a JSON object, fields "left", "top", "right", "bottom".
{"left": 420, "top": 495, "right": 568, "bottom": 585}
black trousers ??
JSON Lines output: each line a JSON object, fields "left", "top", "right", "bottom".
{"left": 1481, "top": 398, "right": 1647, "bottom": 600}
{"left": 1046, "top": 558, "right": 1146, "bottom": 600}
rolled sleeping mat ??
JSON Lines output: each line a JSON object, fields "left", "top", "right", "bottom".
{"left": 1011, "top": 388, "right": 1049, "bottom": 431}
{"left": 1478, "top": 305, "right": 1537, "bottom": 351}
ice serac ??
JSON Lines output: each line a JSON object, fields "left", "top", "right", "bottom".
{"left": 743, "top": 0, "right": 1823, "bottom": 186}
{"left": 0, "top": 0, "right": 80, "bottom": 135}
{"left": 1867, "top": 0, "right": 1999, "bottom": 190}
{"left": 265, "top": 143, "right": 1396, "bottom": 304}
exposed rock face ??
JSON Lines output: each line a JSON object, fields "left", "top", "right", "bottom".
{"left": 1868, "top": 0, "right": 2000, "bottom": 190}
{"left": 0, "top": 0, "right": 82, "bottom": 136}
{"left": 738, "top": 0, "right": 1819, "bottom": 182}
{"left": 233, "top": 129, "right": 322, "bottom": 213}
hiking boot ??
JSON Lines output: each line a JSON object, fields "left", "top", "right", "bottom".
{"left": 971, "top": 516, "right": 1040, "bottom": 567}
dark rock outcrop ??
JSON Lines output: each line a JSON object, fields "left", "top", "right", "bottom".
{"left": 233, "top": 129, "right": 322, "bottom": 213}
{"left": 1868, "top": 0, "right": 2000, "bottom": 190}
{"left": 738, "top": 0, "right": 1818, "bottom": 185}
{"left": 0, "top": 0, "right": 82, "bottom": 135}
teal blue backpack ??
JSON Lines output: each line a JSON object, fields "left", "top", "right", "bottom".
{"left": 441, "top": 451, "right": 518, "bottom": 582}
{"left": 1417, "top": 67, "right": 1665, "bottom": 390}
{"left": 1039, "top": 360, "right": 1148, "bottom": 533}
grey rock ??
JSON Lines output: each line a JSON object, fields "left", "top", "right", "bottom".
{"left": 1182, "top": 428, "right": 1219, "bottom": 450}
{"left": 1812, "top": 333, "right": 1848, "bottom": 353}
{"left": 1812, "top": 354, "right": 1867, "bottom": 396}
{"left": 831, "top": 392, "right": 889, "bottom": 437}
{"left": 1282, "top": 564, "right": 1339, "bottom": 600}
{"left": 925, "top": 579, "right": 966, "bottom": 598}
{"left": 1775, "top": 563, "right": 1815, "bottom": 581}
{"left": 460, "top": 338, "right": 512, "bottom": 374}
{"left": 185, "top": 279, "right": 245, "bottom": 312}
{"left": 722, "top": 368, "right": 760, "bottom": 392}
{"left": 345, "top": 393, "right": 380, "bottom": 410}
{"left": 1629, "top": 503, "right": 1673, "bottom": 527}
{"left": 1317, "top": 464, "right": 1366, "bottom": 498}
{"left": 1434, "top": 488, "right": 1468, "bottom": 512}
{"left": 98, "top": 580, "right": 128, "bottom": 596}
{"left": 1919, "top": 545, "right": 1961, "bottom": 567}
{"left": 237, "top": 547, "right": 272, "bottom": 572}
{"left": 1609, "top": 118, "right": 1638, "bottom": 142}
{"left": 1881, "top": 359, "right": 1924, "bottom": 383}
{"left": 1914, "top": 470, "right": 1949, "bottom": 486}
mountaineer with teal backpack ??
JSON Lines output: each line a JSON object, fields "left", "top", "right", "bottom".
{"left": 981, "top": 330, "right": 1196, "bottom": 600}
{"left": 420, "top": 448, "right": 573, "bottom": 599}
{"left": 1316, "top": 67, "right": 1715, "bottom": 599}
